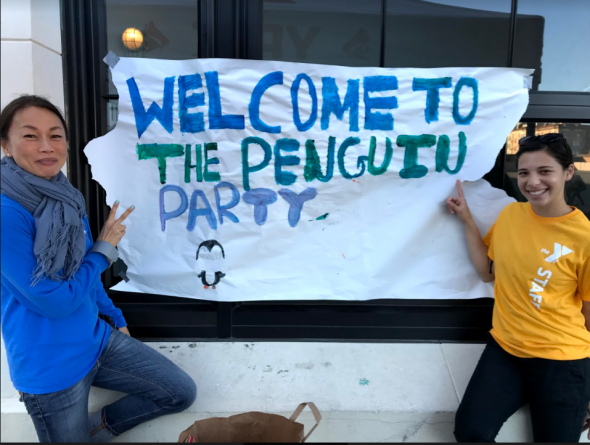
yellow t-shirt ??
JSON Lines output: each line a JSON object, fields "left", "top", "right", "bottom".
{"left": 483, "top": 202, "right": 590, "bottom": 360}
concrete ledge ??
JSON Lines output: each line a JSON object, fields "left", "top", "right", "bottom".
{"left": 3, "top": 341, "right": 463, "bottom": 413}
{"left": 2, "top": 341, "right": 589, "bottom": 442}
{"left": 5, "top": 406, "right": 589, "bottom": 443}
{"left": 1, "top": 409, "right": 534, "bottom": 443}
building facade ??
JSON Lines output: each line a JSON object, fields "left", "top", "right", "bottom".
{"left": 2, "top": 0, "right": 590, "bottom": 342}
{"left": 2, "top": 1, "right": 590, "bottom": 442}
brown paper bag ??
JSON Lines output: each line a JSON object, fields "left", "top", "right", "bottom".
{"left": 177, "top": 402, "right": 321, "bottom": 443}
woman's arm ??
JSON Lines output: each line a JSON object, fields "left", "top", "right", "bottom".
{"left": 1, "top": 201, "right": 134, "bottom": 319}
{"left": 463, "top": 220, "right": 495, "bottom": 283}
{"left": 446, "top": 180, "right": 495, "bottom": 283}
{"left": 95, "top": 286, "right": 127, "bottom": 328}
{"left": 1, "top": 206, "right": 109, "bottom": 318}
{"left": 86, "top": 207, "right": 129, "bottom": 329}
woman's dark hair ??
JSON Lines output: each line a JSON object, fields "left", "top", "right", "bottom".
{"left": 516, "top": 133, "right": 573, "bottom": 170}
{"left": 0, "top": 95, "right": 68, "bottom": 142}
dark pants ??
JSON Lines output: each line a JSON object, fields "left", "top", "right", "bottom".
{"left": 454, "top": 337, "right": 590, "bottom": 443}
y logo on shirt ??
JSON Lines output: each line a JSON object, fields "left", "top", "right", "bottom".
{"left": 528, "top": 267, "right": 552, "bottom": 311}
{"left": 528, "top": 243, "right": 573, "bottom": 310}
{"left": 530, "top": 242, "right": 573, "bottom": 311}
{"left": 543, "top": 243, "right": 573, "bottom": 263}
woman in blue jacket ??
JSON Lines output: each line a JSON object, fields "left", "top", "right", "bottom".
{"left": 0, "top": 95, "right": 196, "bottom": 442}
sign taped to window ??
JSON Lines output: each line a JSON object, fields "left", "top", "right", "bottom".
{"left": 85, "top": 57, "right": 531, "bottom": 301}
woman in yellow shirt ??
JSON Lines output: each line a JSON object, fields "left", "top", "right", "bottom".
{"left": 447, "top": 133, "right": 590, "bottom": 442}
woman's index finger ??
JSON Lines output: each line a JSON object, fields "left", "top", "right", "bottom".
{"left": 456, "top": 180, "right": 465, "bottom": 199}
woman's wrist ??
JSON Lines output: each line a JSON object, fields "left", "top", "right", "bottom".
{"left": 89, "top": 241, "right": 119, "bottom": 264}
{"left": 462, "top": 217, "right": 479, "bottom": 232}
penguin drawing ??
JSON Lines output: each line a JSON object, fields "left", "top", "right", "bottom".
{"left": 196, "top": 240, "right": 226, "bottom": 290}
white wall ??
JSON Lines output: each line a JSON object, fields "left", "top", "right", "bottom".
{"left": 1, "top": 0, "right": 64, "bottom": 111}
{"left": 0, "top": 0, "right": 65, "bottom": 399}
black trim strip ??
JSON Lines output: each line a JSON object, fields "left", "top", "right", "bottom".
{"left": 507, "top": 0, "right": 518, "bottom": 66}
{"left": 379, "top": 0, "right": 387, "bottom": 68}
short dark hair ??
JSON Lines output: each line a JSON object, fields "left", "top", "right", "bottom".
{"left": 516, "top": 133, "right": 573, "bottom": 170}
{"left": 1, "top": 95, "right": 68, "bottom": 142}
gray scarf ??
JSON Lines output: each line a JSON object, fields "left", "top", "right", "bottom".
{"left": 1, "top": 156, "right": 87, "bottom": 284}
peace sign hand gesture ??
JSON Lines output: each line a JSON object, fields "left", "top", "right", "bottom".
{"left": 446, "top": 180, "right": 474, "bottom": 225}
{"left": 97, "top": 201, "right": 135, "bottom": 248}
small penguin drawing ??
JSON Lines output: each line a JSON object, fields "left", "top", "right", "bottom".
{"left": 196, "top": 240, "right": 226, "bottom": 290}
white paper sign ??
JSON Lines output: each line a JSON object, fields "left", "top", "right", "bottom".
{"left": 85, "top": 57, "right": 531, "bottom": 301}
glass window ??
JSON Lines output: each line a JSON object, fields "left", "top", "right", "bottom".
{"left": 107, "top": 99, "right": 119, "bottom": 132}
{"left": 105, "top": 0, "right": 199, "bottom": 122}
{"left": 106, "top": 0, "right": 199, "bottom": 61}
{"left": 513, "top": 0, "right": 590, "bottom": 92}
{"left": 263, "top": 0, "right": 382, "bottom": 66}
{"left": 505, "top": 122, "right": 590, "bottom": 217}
{"left": 385, "top": 0, "right": 512, "bottom": 68}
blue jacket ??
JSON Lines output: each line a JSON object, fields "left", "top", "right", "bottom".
{"left": 1, "top": 194, "right": 127, "bottom": 394}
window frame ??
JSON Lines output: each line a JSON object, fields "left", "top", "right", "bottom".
{"left": 60, "top": 0, "right": 590, "bottom": 342}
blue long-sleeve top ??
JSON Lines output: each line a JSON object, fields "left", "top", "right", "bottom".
{"left": 1, "top": 194, "right": 127, "bottom": 394}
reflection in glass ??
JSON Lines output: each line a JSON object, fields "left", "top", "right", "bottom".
{"left": 385, "top": 0, "right": 511, "bottom": 68}
{"left": 107, "top": 100, "right": 119, "bottom": 132}
{"left": 513, "top": 0, "right": 590, "bottom": 92}
{"left": 106, "top": 0, "right": 198, "bottom": 60}
{"left": 105, "top": 0, "right": 199, "bottom": 124}
{"left": 505, "top": 123, "right": 590, "bottom": 217}
{"left": 263, "top": 0, "right": 381, "bottom": 66}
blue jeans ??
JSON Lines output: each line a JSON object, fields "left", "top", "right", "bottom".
{"left": 20, "top": 327, "right": 197, "bottom": 442}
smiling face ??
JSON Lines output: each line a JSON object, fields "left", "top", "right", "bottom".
{"left": 1, "top": 107, "right": 68, "bottom": 179}
{"left": 517, "top": 148, "right": 574, "bottom": 212}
